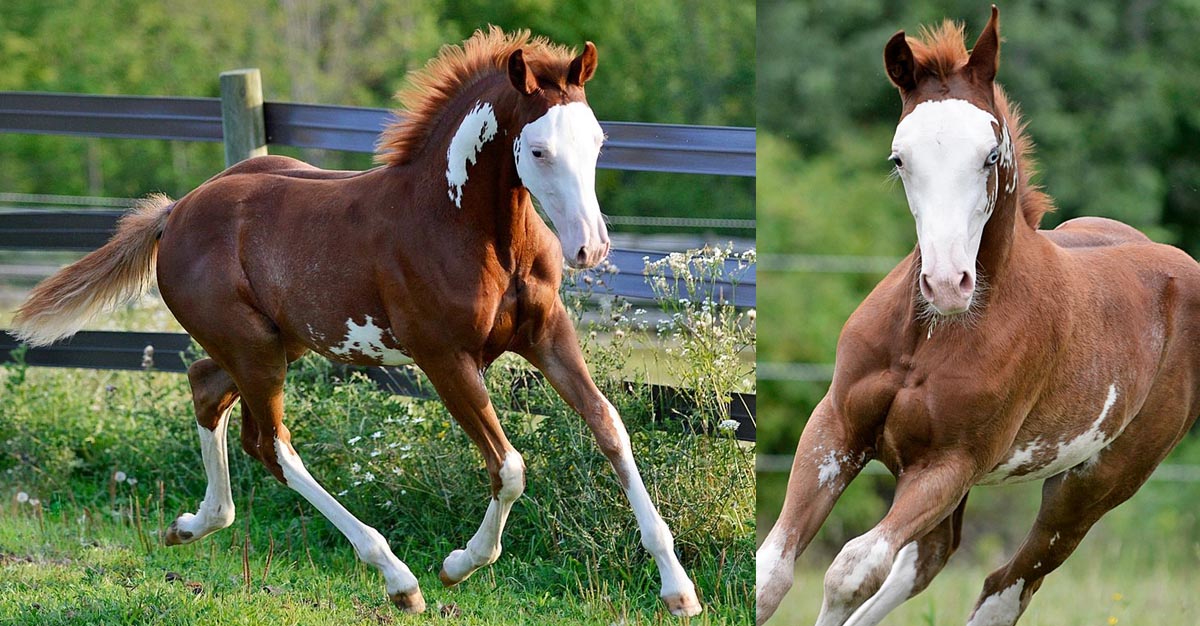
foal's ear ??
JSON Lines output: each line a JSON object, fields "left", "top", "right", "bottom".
{"left": 884, "top": 30, "right": 918, "bottom": 93}
{"left": 507, "top": 48, "right": 539, "bottom": 95}
{"left": 568, "top": 42, "right": 598, "bottom": 86}
{"left": 966, "top": 5, "right": 1001, "bottom": 85}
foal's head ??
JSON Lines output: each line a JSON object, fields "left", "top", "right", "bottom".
{"left": 506, "top": 42, "right": 610, "bottom": 268}
{"left": 884, "top": 7, "right": 1013, "bottom": 316}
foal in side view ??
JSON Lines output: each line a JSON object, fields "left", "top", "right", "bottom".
{"left": 12, "top": 28, "right": 700, "bottom": 616}
{"left": 757, "top": 8, "right": 1200, "bottom": 626}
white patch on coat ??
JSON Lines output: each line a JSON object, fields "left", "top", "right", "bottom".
{"left": 817, "top": 452, "right": 842, "bottom": 488}
{"left": 274, "top": 438, "right": 419, "bottom": 597}
{"left": 844, "top": 542, "right": 920, "bottom": 626}
{"left": 328, "top": 316, "right": 410, "bottom": 365}
{"left": 980, "top": 384, "right": 1121, "bottom": 485}
{"left": 817, "top": 530, "right": 894, "bottom": 626}
{"left": 966, "top": 578, "right": 1025, "bottom": 626}
{"left": 446, "top": 101, "right": 499, "bottom": 208}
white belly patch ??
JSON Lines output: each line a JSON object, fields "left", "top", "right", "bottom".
{"left": 327, "top": 316, "right": 411, "bottom": 366}
{"left": 979, "top": 384, "right": 1121, "bottom": 485}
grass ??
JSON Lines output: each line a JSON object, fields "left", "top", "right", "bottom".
{"left": 761, "top": 474, "right": 1200, "bottom": 626}
{"left": 771, "top": 549, "right": 1200, "bottom": 626}
{"left": 0, "top": 500, "right": 714, "bottom": 625}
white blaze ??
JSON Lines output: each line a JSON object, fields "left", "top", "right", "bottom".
{"left": 892, "top": 98, "right": 1001, "bottom": 314}
{"left": 446, "top": 101, "right": 499, "bottom": 208}
{"left": 514, "top": 102, "right": 609, "bottom": 268}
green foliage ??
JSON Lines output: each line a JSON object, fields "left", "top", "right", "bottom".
{"left": 758, "top": 0, "right": 1200, "bottom": 252}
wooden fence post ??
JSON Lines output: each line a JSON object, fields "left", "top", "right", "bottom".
{"left": 219, "top": 69, "right": 267, "bottom": 167}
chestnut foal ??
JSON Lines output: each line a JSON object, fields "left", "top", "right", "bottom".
{"left": 757, "top": 8, "right": 1199, "bottom": 626}
{"left": 13, "top": 28, "right": 699, "bottom": 616}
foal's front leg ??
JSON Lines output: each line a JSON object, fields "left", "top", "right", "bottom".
{"left": 418, "top": 354, "right": 525, "bottom": 587}
{"left": 521, "top": 310, "right": 701, "bottom": 617}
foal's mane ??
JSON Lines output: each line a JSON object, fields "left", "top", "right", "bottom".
{"left": 907, "top": 21, "right": 1055, "bottom": 229}
{"left": 375, "top": 26, "right": 577, "bottom": 167}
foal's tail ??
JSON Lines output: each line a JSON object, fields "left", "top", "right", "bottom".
{"left": 11, "top": 194, "right": 174, "bottom": 347}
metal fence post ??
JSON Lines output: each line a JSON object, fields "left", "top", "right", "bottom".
{"left": 219, "top": 69, "right": 267, "bottom": 166}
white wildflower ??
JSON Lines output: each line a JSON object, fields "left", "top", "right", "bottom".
{"left": 363, "top": 472, "right": 375, "bottom": 483}
{"left": 113, "top": 471, "right": 127, "bottom": 483}
{"left": 350, "top": 463, "right": 362, "bottom": 473}
{"left": 718, "top": 419, "right": 740, "bottom": 432}
{"left": 16, "top": 492, "right": 29, "bottom": 504}
{"left": 371, "top": 431, "right": 383, "bottom": 440}
{"left": 347, "top": 436, "right": 362, "bottom": 446}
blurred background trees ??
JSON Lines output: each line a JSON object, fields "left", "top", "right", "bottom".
{"left": 0, "top": 0, "right": 754, "bottom": 226}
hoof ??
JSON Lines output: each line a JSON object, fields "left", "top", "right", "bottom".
{"left": 438, "top": 567, "right": 461, "bottom": 588}
{"left": 389, "top": 587, "right": 426, "bottom": 613}
{"left": 663, "top": 590, "right": 702, "bottom": 617}
{"left": 163, "top": 520, "right": 194, "bottom": 546}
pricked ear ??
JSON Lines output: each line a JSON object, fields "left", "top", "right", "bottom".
{"left": 567, "top": 41, "right": 598, "bottom": 86}
{"left": 966, "top": 5, "right": 1000, "bottom": 85}
{"left": 507, "top": 48, "right": 538, "bottom": 95}
{"left": 884, "top": 31, "right": 918, "bottom": 93}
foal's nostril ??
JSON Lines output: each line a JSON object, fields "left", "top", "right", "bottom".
{"left": 576, "top": 247, "right": 589, "bottom": 266}
{"left": 919, "top": 274, "right": 934, "bottom": 300}
{"left": 958, "top": 272, "right": 975, "bottom": 295}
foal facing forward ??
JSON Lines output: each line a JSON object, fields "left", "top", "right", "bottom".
{"left": 757, "top": 8, "right": 1199, "bottom": 626}
{"left": 14, "top": 28, "right": 700, "bottom": 616}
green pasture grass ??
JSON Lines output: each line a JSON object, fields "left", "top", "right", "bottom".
{"left": 0, "top": 501, "right": 739, "bottom": 625}
{"left": 761, "top": 472, "right": 1200, "bottom": 626}
{"left": 771, "top": 546, "right": 1200, "bottom": 626}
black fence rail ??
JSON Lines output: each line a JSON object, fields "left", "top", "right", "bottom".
{"left": 0, "top": 86, "right": 756, "bottom": 440}
{"left": 0, "top": 93, "right": 756, "bottom": 177}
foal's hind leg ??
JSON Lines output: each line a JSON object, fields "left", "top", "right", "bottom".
{"left": 966, "top": 408, "right": 1190, "bottom": 626}
{"left": 521, "top": 309, "right": 701, "bottom": 617}
{"left": 417, "top": 354, "right": 524, "bottom": 587}
{"left": 221, "top": 340, "right": 425, "bottom": 612}
{"left": 164, "top": 358, "right": 239, "bottom": 545}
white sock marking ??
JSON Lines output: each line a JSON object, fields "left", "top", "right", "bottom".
{"left": 274, "top": 438, "right": 418, "bottom": 596}
{"left": 442, "top": 450, "right": 525, "bottom": 582}
{"left": 603, "top": 400, "right": 697, "bottom": 610}
{"left": 446, "top": 101, "right": 498, "bottom": 208}
{"left": 845, "top": 542, "right": 920, "bottom": 626}
{"left": 174, "top": 405, "right": 236, "bottom": 539}
{"left": 967, "top": 578, "right": 1025, "bottom": 626}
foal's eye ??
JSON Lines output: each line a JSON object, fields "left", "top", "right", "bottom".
{"left": 888, "top": 154, "right": 903, "bottom": 168}
{"left": 985, "top": 147, "right": 1000, "bottom": 166}
{"left": 531, "top": 149, "right": 545, "bottom": 159}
